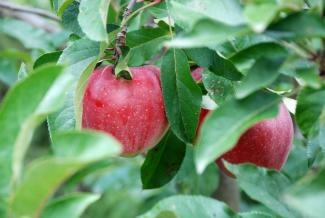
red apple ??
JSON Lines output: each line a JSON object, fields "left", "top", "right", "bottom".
{"left": 220, "top": 104, "right": 293, "bottom": 170}
{"left": 192, "top": 67, "right": 294, "bottom": 171}
{"left": 191, "top": 67, "right": 204, "bottom": 82}
{"left": 82, "top": 65, "right": 168, "bottom": 155}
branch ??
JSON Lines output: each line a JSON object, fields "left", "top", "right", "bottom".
{"left": 122, "top": 0, "right": 162, "bottom": 27}
{"left": 213, "top": 171, "right": 240, "bottom": 212}
{"left": 1, "top": 12, "right": 60, "bottom": 32}
{"left": 320, "top": 53, "right": 325, "bottom": 77}
{"left": 114, "top": 0, "right": 137, "bottom": 69}
{"left": 0, "top": 1, "right": 60, "bottom": 22}
{"left": 303, "top": 0, "right": 311, "bottom": 8}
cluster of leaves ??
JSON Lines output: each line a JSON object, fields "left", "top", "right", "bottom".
{"left": 0, "top": 0, "right": 325, "bottom": 217}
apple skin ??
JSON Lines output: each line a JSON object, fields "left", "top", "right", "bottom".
{"left": 191, "top": 67, "right": 204, "bottom": 82}
{"left": 82, "top": 65, "right": 168, "bottom": 155}
{"left": 220, "top": 104, "right": 293, "bottom": 170}
{"left": 192, "top": 67, "right": 294, "bottom": 171}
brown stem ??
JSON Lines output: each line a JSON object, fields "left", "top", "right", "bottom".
{"left": 122, "top": 0, "right": 162, "bottom": 26}
{"left": 320, "top": 55, "right": 325, "bottom": 77}
{"left": 0, "top": 1, "right": 60, "bottom": 22}
{"left": 213, "top": 171, "right": 240, "bottom": 212}
{"left": 114, "top": 0, "right": 137, "bottom": 69}
{"left": 303, "top": 0, "right": 311, "bottom": 8}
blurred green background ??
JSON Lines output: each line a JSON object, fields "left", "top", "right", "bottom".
{"left": 1, "top": 1, "right": 324, "bottom": 217}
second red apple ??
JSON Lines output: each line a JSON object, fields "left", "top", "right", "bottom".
{"left": 192, "top": 67, "right": 294, "bottom": 171}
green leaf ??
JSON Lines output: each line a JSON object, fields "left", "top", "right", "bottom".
{"left": 81, "top": 159, "right": 150, "bottom": 218}
{"left": 147, "top": 1, "right": 168, "bottom": 19}
{"left": 126, "top": 28, "right": 170, "bottom": 66}
{"left": 202, "top": 70, "right": 235, "bottom": 104}
{"left": 228, "top": 164, "right": 294, "bottom": 218}
{"left": 78, "top": 0, "right": 110, "bottom": 42}
{"left": 161, "top": 49, "right": 202, "bottom": 143}
{"left": 0, "top": 18, "right": 53, "bottom": 51}
{"left": 141, "top": 130, "right": 186, "bottom": 189}
{"left": 0, "top": 58, "right": 17, "bottom": 85}
{"left": 281, "top": 56, "right": 322, "bottom": 89}
{"left": 295, "top": 66, "right": 321, "bottom": 89}
{"left": 268, "top": 74, "right": 295, "bottom": 93}
{"left": 244, "top": 1, "right": 279, "bottom": 32}
{"left": 0, "top": 63, "right": 71, "bottom": 195}
{"left": 229, "top": 42, "right": 287, "bottom": 72}
{"left": 56, "top": 0, "right": 74, "bottom": 16}
{"left": 48, "top": 92, "right": 76, "bottom": 136}
{"left": 0, "top": 64, "right": 73, "bottom": 202}
{"left": 268, "top": 12, "right": 325, "bottom": 39}
{"left": 114, "top": 28, "right": 170, "bottom": 76}
{"left": 285, "top": 167, "right": 325, "bottom": 218}
{"left": 138, "top": 195, "right": 236, "bottom": 218}
{"left": 10, "top": 159, "right": 83, "bottom": 218}
{"left": 185, "top": 48, "right": 242, "bottom": 81}
{"left": 167, "top": 0, "right": 244, "bottom": 31}
{"left": 217, "top": 35, "right": 275, "bottom": 58}
{"left": 195, "top": 91, "right": 280, "bottom": 173}
{"left": 167, "top": 19, "right": 250, "bottom": 48}
{"left": 281, "top": 140, "right": 309, "bottom": 181}
{"left": 12, "top": 65, "right": 73, "bottom": 187}
{"left": 52, "top": 131, "right": 121, "bottom": 160}
{"left": 41, "top": 193, "right": 99, "bottom": 218}
{"left": 239, "top": 211, "right": 275, "bottom": 218}
{"left": 17, "top": 63, "right": 27, "bottom": 81}
{"left": 174, "top": 145, "right": 219, "bottom": 196}
{"left": 296, "top": 87, "right": 325, "bottom": 138}
{"left": 0, "top": 49, "right": 33, "bottom": 65}
{"left": 306, "top": 135, "right": 324, "bottom": 167}
{"left": 62, "top": 1, "right": 85, "bottom": 37}
{"left": 9, "top": 131, "right": 121, "bottom": 218}
{"left": 33, "top": 51, "right": 62, "bottom": 69}
{"left": 235, "top": 57, "right": 286, "bottom": 98}
{"left": 48, "top": 39, "right": 101, "bottom": 136}
{"left": 319, "top": 124, "right": 325, "bottom": 151}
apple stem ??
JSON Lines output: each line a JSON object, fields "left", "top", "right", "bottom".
{"left": 213, "top": 171, "right": 240, "bottom": 212}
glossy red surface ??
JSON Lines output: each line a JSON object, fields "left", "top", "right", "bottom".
{"left": 82, "top": 65, "right": 168, "bottom": 155}
{"left": 196, "top": 108, "right": 210, "bottom": 134}
{"left": 191, "top": 67, "right": 204, "bottom": 82}
{"left": 198, "top": 105, "right": 294, "bottom": 170}
{"left": 192, "top": 67, "right": 294, "bottom": 170}
{"left": 221, "top": 104, "right": 293, "bottom": 170}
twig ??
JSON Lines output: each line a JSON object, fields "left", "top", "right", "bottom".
{"left": 114, "top": 0, "right": 137, "bottom": 68}
{"left": 213, "top": 171, "right": 240, "bottom": 212}
{"left": 0, "top": 11, "right": 60, "bottom": 32}
{"left": 303, "top": 0, "right": 311, "bottom": 8}
{"left": 0, "top": 1, "right": 60, "bottom": 22}
{"left": 121, "top": 0, "right": 162, "bottom": 27}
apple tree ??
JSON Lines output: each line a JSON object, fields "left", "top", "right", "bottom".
{"left": 0, "top": 0, "right": 325, "bottom": 217}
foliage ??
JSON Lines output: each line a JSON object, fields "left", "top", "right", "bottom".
{"left": 0, "top": 0, "right": 325, "bottom": 218}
